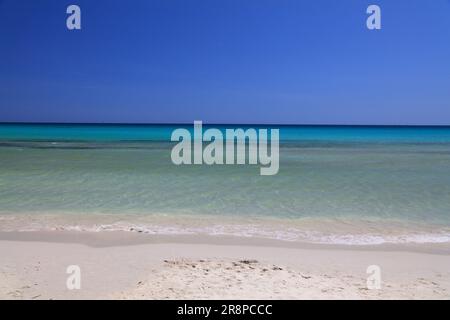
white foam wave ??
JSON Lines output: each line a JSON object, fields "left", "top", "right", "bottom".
{"left": 32, "top": 222, "right": 450, "bottom": 245}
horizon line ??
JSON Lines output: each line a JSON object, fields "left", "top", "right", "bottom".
{"left": 1, "top": 121, "right": 450, "bottom": 127}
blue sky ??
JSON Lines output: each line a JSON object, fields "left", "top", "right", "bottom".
{"left": 0, "top": 0, "right": 449, "bottom": 124}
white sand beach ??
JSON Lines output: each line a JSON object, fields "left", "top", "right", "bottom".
{"left": 0, "top": 231, "right": 449, "bottom": 300}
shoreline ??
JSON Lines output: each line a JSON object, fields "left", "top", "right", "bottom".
{"left": 1, "top": 212, "right": 450, "bottom": 247}
{"left": 1, "top": 230, "right": 450, "bottom": 255}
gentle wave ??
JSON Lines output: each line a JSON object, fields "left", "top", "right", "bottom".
{"left": 5, "top": 221, "right": 450, "bottom": 245}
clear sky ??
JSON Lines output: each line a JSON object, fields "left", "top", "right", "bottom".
{"left": 1, "top": 0, "right": 449, "bottom": 125}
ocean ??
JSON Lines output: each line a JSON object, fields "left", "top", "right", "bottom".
{"left": 0, "top": 123, "right": 450, "bottom": 245}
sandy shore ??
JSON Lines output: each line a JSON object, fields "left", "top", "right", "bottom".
{"left": 0, "top": 231, "right": 449, "bottom": 300}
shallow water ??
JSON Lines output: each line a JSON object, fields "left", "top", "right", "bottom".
{"left": 1, "top": 124, "right": 449, "bottom": 245}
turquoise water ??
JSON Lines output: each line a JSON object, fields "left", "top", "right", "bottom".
{"left": 0, "top": 124, "right": 450, "bottom": 245}
{"left": 2, "top": 123, "right": 450, "bottom": 143}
